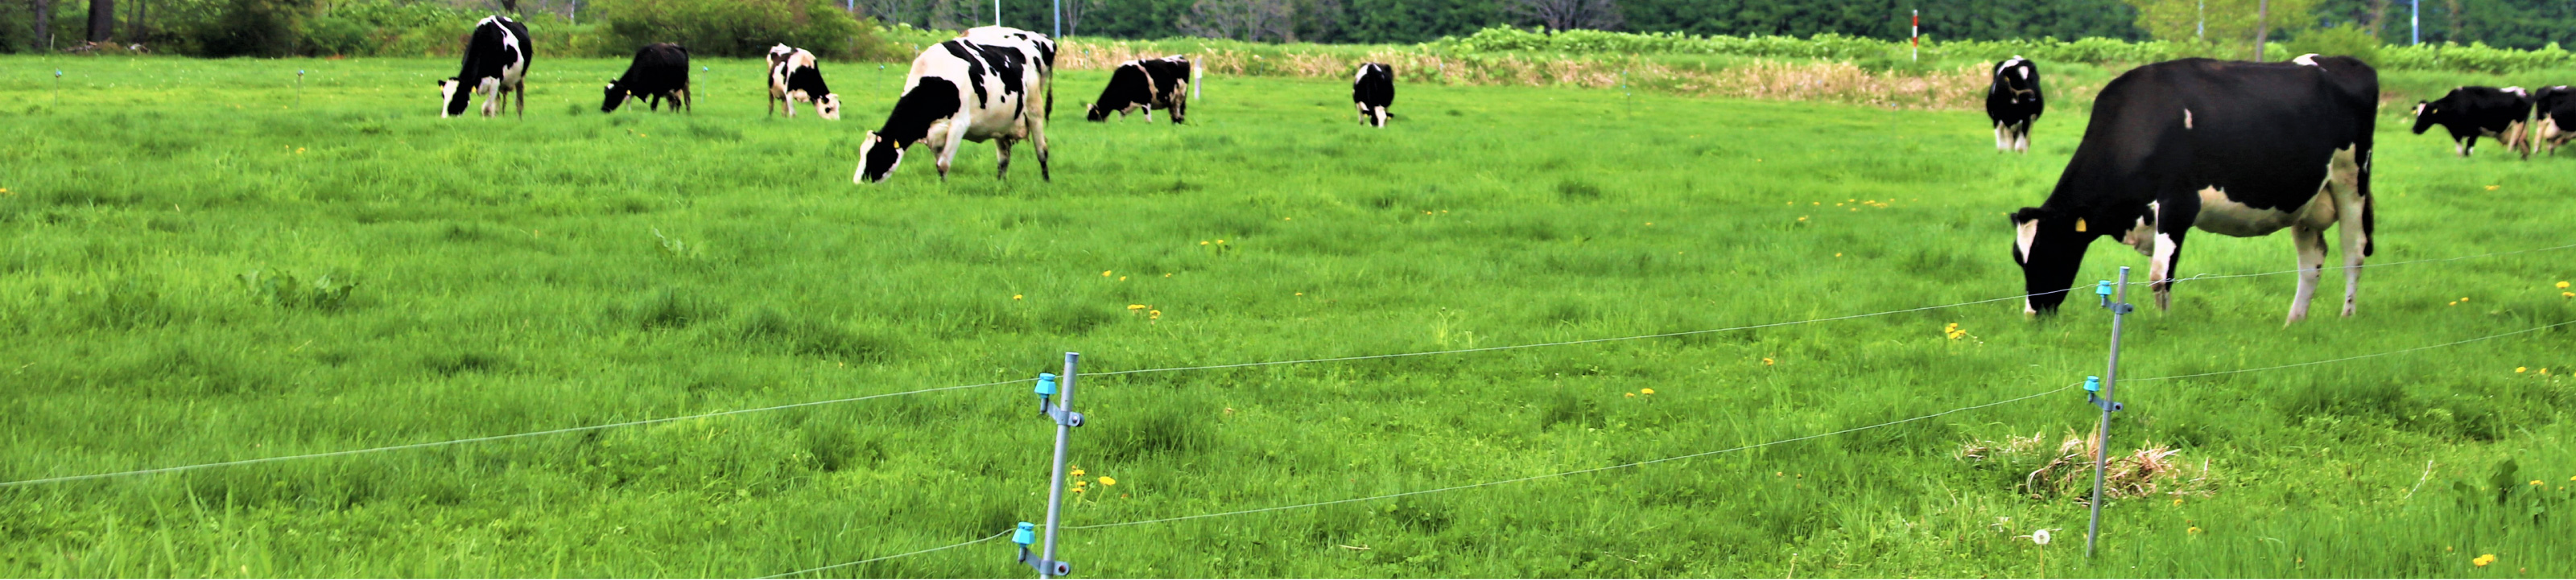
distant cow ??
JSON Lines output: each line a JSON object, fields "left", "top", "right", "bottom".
{"left": 1085, "top": 56, "right": 1191, "bottom": 124}
{"left": 2413, "top": 86, "right": 2533, "bottom": 158}
{"left": 1353, "top": 62, "right": 1393, "bottom": 127}
{"left": 855, "top": 27, "right": 1055, "bottom": 183}
{"left": 768, "top": 45, "right": 840, "bottom": 120}
{"left": 438, "top": 15, "right": 530, "bottom": 118}
{"left": 1987, "top": 56, "right": 2044, "bottom": 153}
{"left": 604, "top": 43, "right": 690, "bottom": 113}
{"left": 2532, "top": 85, "right": 2576, "bottom": 155}
{"left": 2012, "top": 55, "right": 2377, "bottom": 324}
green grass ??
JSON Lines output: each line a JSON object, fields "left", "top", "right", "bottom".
{"left": 0, "top": 54, "right": 2571, "bottom": 578}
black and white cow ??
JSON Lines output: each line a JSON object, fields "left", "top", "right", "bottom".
{"left": 855, "top": 27, "right": 1055, "bottom": 183}
{"left": 1353, "top": 62, "right": 1394, "bottom": 127}
{"left": 1987, "top": 56, "right": 2044, "bottom": 153}
{"left": 2412, "top": 85, "right": 2533, "bottom": 158}
{"left": 1085, "top": 56, "right": 1191, "bottom": 124}
{"left": 2012, "top": 55, "right": 2377, "bottom": 324}
{"left": 437, "top": 15, "right": 530, "bottom": 118}
{"left": 603, "top": 43, "right": 690, "bottom": 113}
{"left": 2530, "top": 85, "right": 2576, "bottom": 156}
{"left": 767, "top": 44, "right": 840, "bottom": 120}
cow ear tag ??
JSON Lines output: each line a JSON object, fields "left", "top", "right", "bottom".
{"left": 2074, "top": 218, "right": 2087, "bottom": 232}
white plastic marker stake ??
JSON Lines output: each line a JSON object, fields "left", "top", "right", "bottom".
{"left": 1911, "top": 10, "right": 1919, "bottom": 62}
{"left": 296, "top": 69, "right": 305, "bottom": 107}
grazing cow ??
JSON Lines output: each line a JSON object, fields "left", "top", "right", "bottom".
{"left": 2412, "top": 86, "right": 2533, "bottom": 158}
{"left": 854, "top": 26, "right": 1055, "bottom": 183}
{"left": 437, "top": 15, "right": 530, "bottom": 118}
{"left": 1352, "top": 62, "right": 1393, "bottom": 127}
{"left": 2531, "top": 85, "right": 2576, "bottom": 155}
{"left": 603, "top": 43, "right": 691, "bottom": 113}
{"left": 767, "top": 45, "right": 840, "bottom": 120}
{"left": 2012, "top": 55, "right": 2377, "bottom": 324}
{"left": 1987, "top": 56, "right": 2045, "bottom": 153}
{"left": 1085, "top": 56, "right": 1191, "bottom": 124}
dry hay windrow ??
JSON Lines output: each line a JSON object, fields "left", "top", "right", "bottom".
{"left": 1054, "top": 39, "right": 2059, "bottom": 111}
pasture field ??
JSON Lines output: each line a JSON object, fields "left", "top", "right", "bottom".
{"left": 0, "top": 55, "right": 2572, "bottom": 578}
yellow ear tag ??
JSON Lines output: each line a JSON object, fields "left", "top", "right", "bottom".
{"left": 2074, "top": 218, "right": 2088, "bottom": 232}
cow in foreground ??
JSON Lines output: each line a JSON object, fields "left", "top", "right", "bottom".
{"left": 768, "top": 45, "right": 840, "bottom": 119}
{"left": 604, "top": 43, "right": 690, "bottom": 113}
{"left": 2532, "top": 85, "right": 2576, "bottom": 155}
{"left": 1987, "top": 56, "right": 2044, "bottom": 153}
{"left": 2012, "top": 55, "right": 2377, "bottom": 324}
{"left": 1353, "top": 62, "right": 1393, "bottom": 127}
{"left": 855, "top": 27, "right": 1055, "bottom": 183}
{"left": 2413, "top": 86, "right": 2533, "bottom": 158}
{"left": 1086, "top": 56, "right": 1191, "bottom": 124}
{"left": 438, "top": 15, "right": 530, "bottom": 118}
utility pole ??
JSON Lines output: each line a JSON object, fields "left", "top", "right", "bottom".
{"left": 2252, "top": 0, "right": 2271, "bottom": 61}
{"left": 2412, "top": 0, "right": 2421, "bottom": 44}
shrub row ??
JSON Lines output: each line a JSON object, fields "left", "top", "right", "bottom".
{"left": 1429, "top": 26, "right": 2576, "bottom": 73}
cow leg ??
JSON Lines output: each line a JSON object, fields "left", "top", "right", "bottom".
{"left": 1173, "top": 95, "right": 1187, "bottom": 125}
{"left": 514, "top": 82, "right": 525, "bottom": 118}
{"left": 2287, "top": 226, "right": 2327, "bottom": 323}
{"left": 995, "top": 137, "right": 1016, "bottom": 179}
{"left": 1996, "top": 123, "right": 2009, "bottom": 152}
{"left": 2013, "top": 124, "right": 2030, "bottom": 154}
{"left": 2329, "top": 150, "right": 2369, "bottom": 317}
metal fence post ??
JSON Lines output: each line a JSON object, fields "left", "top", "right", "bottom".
{"left": 2084, "top": 266, "right": 2131, "bottom": 558}
{"left": 1020, "top": 352, "right": 1082, "bottom": 578}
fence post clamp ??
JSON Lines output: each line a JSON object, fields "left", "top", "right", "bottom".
{"left": 1017, "top": 520, "right": 1071, "bottom": 576}
{"left": 2084, "top": 376, "right": 2121, "bottom": 412}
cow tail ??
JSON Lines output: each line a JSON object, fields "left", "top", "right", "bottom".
{"left": 2362, "top": 183, "right": 2376, "bottom": 257}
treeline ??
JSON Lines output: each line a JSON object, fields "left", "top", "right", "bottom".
{"left": 4, "top": 0, "right": 2574, "bottom": 56}
{"left": 0, "top": 0, "right": 903, "bottom": 58}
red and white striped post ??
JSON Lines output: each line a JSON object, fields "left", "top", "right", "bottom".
{"left": 1911, "top": 10, "right": 1920, "bottom": 62}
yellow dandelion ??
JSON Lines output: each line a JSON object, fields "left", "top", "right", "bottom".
{"left": 2187, "top": 526, "right": 2202, "bottom": 534}
{"left": 2475, "top": 554, "right": 2496, "bottom": 566}
{"left": 1645, "top": 222, "right": 1653, "bottom": 226}
{"left": 1797, "top": 216, "right": 1808, "bottom": 221}
{"left": 1149, "top": 310, "right": 1162, "bottom": 319}
{"left": 1763, "top": 358, "right": 1775, "bottom": 365}
{"left": 2516, "top": 367, "right": 2527, "bottom": 373}
{"left": 2173, "top": 498, "right": 2183, "bottom": 507}
{"left": 1074, "top": 479, "right": 1088, "bottom": 487}
{"left": 2450, "top": 301, "right": 2458, "bottom": 306}
{"left": 1098, "top": 476, "right": 1117, "bottom": 486}
{"left": 2533, "top": 480, "right": 2545, "bottom": 487}
{"left": 1295, "top": 292, "right": 1304, "bottom": 296}
{"left": 1128, "top": 304, "right": 1146, "bottom": 310}
{"left": 2461, "top": 297, "right": 2471, "bottom": 302}
{"left": 1102, "top": 270, "right": 1113, "bottom": 277}
{"left": 1071, "top": 468, "right": 1085, "bottom": 476}
{"left": 2560, "top": 281, "right": 2572, "bottom": 289}
{"left": 1215, "top": 240, "right": 1225, "bottom": 244}
{"left": 1624, "top": 392, "right": 1637, "bottom": 398}
{"left": 1013, "top": 294, "right": 1023, "bottom": 300}
{"left": 1119, "top": 276, "right": 1127, "bottom": 281}
{"left": 2564, "top": 292, "right": 2574, "bottom": 298}
{"left": 1164, "top": 274, "right": 1172, "bottom": 278}
{"left": 1199, "top": 241, "right": 1210, "bottom": 245}
{"left": 1835, "top": 253, "right": 1843, "bottom": 257}
{"left": 1641, "top": 388, "right": 1656, "bottom": 395}
{"left": 2485, "top": 185, "right": 2500, "bottom": 191}
{"left": 1283, "top": 216, "right": 1292, "bottom": 220}
{"left": 1072, "top": 487, "right": 1087, "bottom": 494}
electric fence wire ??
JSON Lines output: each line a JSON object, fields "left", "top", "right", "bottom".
{"left": 1065, "top": 318, "right": 2572, "bottom": 532}
{"left": 0, "top": 378, "right": 1031, "bottom": 487}
{"left": 759, "top": 530, "right": 1012, "bottom": 579}
{"left": 1069, "top": 382, "right": 2078, "bottom": 531}
{"left": 2145, "top": 241, "right": 2576, "bottom": 285}
{"left": 1091, "top": 289, "right": 2076, "bottom": 377}
{"left": 4, "top": 242, "right": 2566, "bottom": 489}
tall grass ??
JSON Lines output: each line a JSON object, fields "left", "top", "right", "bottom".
{"left": 0, "top": 55, "right": 2569, "bottom": 577}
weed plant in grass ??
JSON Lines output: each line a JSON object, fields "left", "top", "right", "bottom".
{"left": 0, "top": 56, "right": 2570, "bottom": 577}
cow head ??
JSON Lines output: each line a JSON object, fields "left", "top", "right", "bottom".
{"left": 855, "top": 131, "right": 907, "bottom": 183}
{"left": 816, "top": 93, "right": 843, "bottom": 120}
{"left": 2410, "top": 101, "right": 2439, "bottom": 134}
{"left": 437, "top": 78, "right": 471, "bottom": 117}
{"left": 601, "top": 81, "right": 630, "bottom": 113}
{"left": 1085, "top": 102, "right": 1112, "bottom": 121}
{"left": 2010, "top": 207, "right": 2102, "bottom": 315}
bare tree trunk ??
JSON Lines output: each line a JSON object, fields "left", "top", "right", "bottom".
{"left": 127, "top": 0, "right": 142, "bottom": 45}
{"left": 85, "top": 0, "right": 109, "bottom": 43}
{"left": 2252, "top": 0, "right": 2268, "bottom": 61}
{"left": 33, "top": 0, "right": 50, "bottom": 51}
